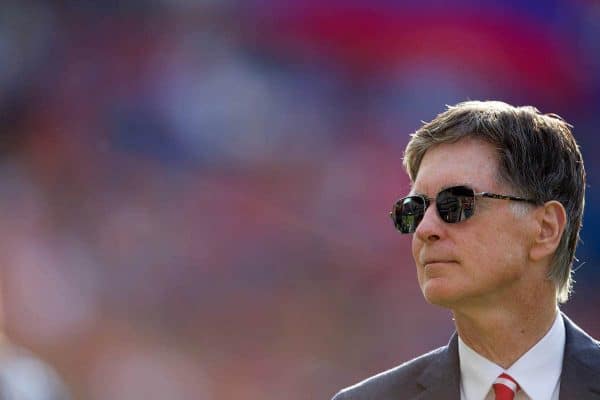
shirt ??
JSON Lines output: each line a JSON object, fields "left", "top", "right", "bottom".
{"left": 459, "top": 312, "right": 565, "bottom": 400}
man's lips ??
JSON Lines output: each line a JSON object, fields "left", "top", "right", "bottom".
{"left": 422, "top": 260, "right": 457, "bottom": 267}
{"left": 422, "top": 260, "right": 458, "bottom": 277}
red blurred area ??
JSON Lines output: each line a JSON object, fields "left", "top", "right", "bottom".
{"left": 0, "top": 1, "right": 599, "bottom": 399}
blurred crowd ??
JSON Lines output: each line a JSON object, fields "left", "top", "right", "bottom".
{"left": 0, "top": 1, "right": 599, "bottom": 399}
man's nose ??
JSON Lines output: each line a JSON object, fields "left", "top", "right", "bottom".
{"left": 414, "top": 203, "right": 443, "bottom": 242}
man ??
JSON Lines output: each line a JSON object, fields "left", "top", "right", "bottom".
{"left": 332, "top": 101, "right": 600, "bottom": 400}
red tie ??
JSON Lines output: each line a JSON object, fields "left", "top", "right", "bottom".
{"left": 493, "top": 373, "right": 519, "bottom": 400}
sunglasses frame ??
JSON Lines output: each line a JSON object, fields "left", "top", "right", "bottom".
{"left": 390, "top": 185, "right": 538, "bottom": 234}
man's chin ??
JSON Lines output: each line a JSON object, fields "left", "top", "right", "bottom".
{"left": 421, "top": 281, "right": 463, "bottom": 308}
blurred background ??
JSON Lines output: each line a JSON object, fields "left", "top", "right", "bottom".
{"left": 0, "top": 0, "right": 599, "bottom": 399}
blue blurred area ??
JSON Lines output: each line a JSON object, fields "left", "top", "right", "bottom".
{"left": 0, "top": 1, "right": 599, "bottom": 399}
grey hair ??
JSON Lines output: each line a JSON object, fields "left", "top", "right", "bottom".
{"left": 403, "top": 100, "right": 586, "bottom": 303}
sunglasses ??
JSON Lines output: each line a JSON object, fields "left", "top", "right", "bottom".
{"left": 390, "top": 185, "right": 537, "bottom": 234}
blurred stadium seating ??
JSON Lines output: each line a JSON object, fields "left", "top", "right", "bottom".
{"left": 0, "top": 1, "right": 599, "bottom": 399}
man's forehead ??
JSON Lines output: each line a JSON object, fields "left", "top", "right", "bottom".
{"left": 409, "top": 139, "right": 503, "bottom": 195}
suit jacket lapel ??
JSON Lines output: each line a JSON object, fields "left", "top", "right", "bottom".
{"left": 413, "top": 333, "right": 461, "bottom": 400}
{"left": 406, "top": 313, "right": 600, "bottom": 399}
{"left": 559, "top": 313, "right": 600, "bottom": 399}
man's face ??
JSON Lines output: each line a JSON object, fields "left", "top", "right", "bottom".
{"left": 411, "top": 138, "right": 536, "bottom": 310}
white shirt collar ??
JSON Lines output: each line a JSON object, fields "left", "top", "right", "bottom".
{"left": 458, "top": 312, "right": 565, "bottom": 400}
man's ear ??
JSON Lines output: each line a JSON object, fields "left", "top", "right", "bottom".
{"left": 529, "top": 200, "right": 567, "bottom": 262}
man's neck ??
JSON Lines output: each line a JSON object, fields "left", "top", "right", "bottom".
{"left": 453, "top": 299, "right": 558, "bottom": 369}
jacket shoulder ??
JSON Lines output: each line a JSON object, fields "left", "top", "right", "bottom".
{"left": 331, "top": 346, "right": 447, "bottom": 400}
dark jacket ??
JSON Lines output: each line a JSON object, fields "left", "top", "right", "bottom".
{"left": 332, "top": 314, "right": 600, "bottom": 400}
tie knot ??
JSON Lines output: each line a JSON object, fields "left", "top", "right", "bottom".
{"left": 493, "top": 373, "right": 519, "bottom": 400}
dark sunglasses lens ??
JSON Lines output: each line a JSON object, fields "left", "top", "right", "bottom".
{"left": 394, "top": 196, "right": 425, "bottom": 233}
{"left": 436, "top": 186, "right": 475, "bottom": 223}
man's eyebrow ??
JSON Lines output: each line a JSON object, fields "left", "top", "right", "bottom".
{"left": 441, "top": 182, "right": 473, "bottom": 190}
